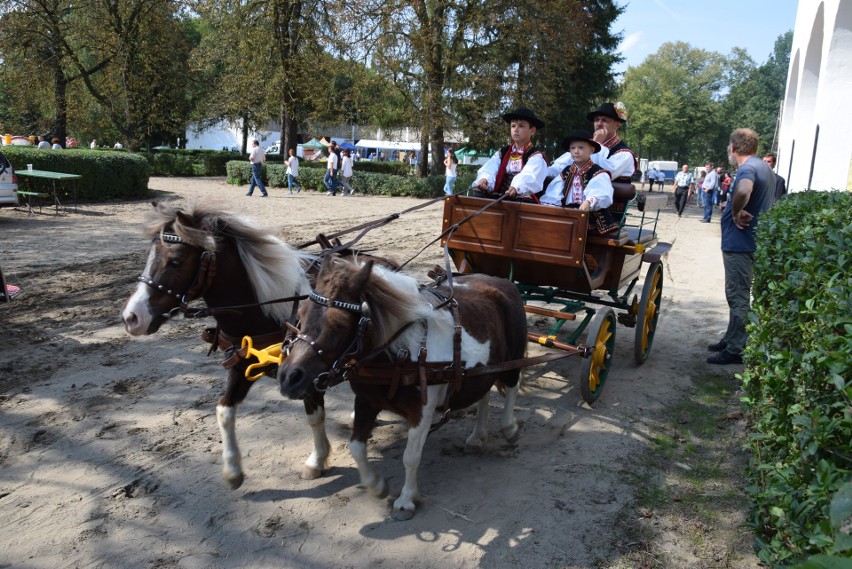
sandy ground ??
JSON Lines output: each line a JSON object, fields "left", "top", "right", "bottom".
{"left": 0, "top": 178, "right": 753, "bottom": 568}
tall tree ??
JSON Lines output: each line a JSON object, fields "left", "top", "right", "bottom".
{"left": 618, "top": 41, "right": 729, "bottom": 164}
{"left": 722, "top": 32, "right": 792, "bottom": 154}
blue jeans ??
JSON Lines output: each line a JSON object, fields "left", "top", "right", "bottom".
{"left": 248, "top": 163, "right": 267, "bottom": 195}
{"left": 444, "top": 175, "right": 457, "bottom": 195}
{"left": 703, "top": 189, "right": 716, "bottom": 221}
{"left": 324, "top": 169, "right": 339, "bottom": 194}
{"left": 287, "top": 174, "right": 301, "bottom": 193}
{"left": 696, "top": 188, "right": 704, "bottom": 207}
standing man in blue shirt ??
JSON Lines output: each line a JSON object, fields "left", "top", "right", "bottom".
{"left": 700, "top": 162, "right": 718, "bottom": 222}
{"left": 707, "top": 128, "right": 776, "bottom": 365}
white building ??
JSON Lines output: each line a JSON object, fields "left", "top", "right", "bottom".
{"left": 777, "top": 0, "right": 852, "bottom": 191}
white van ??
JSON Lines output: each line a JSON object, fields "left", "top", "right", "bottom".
{"left": 647, "top": 161, "right": 678, "bottom": 184}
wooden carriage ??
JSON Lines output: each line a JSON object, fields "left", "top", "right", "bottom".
{"left": 441, "top": 184, "right": 671, "bottom": 402}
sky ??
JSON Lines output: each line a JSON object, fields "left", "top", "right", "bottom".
{"left": 613, "top": 0, "right": 800, "bottom": 75}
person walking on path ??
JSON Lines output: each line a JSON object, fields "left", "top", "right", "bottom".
{"left": 673, "top": 164, "right": 694, "bottom": 217}
{"left": 324, "top": 141, "right": 341, "bottom": 195}
{"left": 444, "top": 151, "right": 458, "bottom": 195}
{"left": 707, "top": 128, "right": 776, "bottom": 365}
{"left": 286, "top": 148, "right": 302, "bottom": 194}
{"left": 339, "top": 149, "right": 355, "bottom": 195}
{"left": 246, "top": 140, "right": 268, "bottom": 197}
{"left": 646, "top": 167, "right": 658, "bottom": 191}
{"left": 700, "top": 162, "right": 719, "bottom": 222}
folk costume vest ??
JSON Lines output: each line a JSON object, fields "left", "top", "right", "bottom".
{"left": 601, "top": 135, "right": 637, "bottom": 183}
{"left": 493, "top": 143, "right": 545, "bottom": 195}
{"left": 560, "top": 161, "right": 619, "bottom": 235}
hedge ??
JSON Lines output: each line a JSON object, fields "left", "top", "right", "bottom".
{"left": 2, "top": 146, "right": 150, "bottom": 200}
{"left": 741, "top": 190, "right": 852, "bottom": 566}
{"left": 225, "top": 160, "right": 477, "bottom": 198}
{"left": 141, "top": 149, "right": 240, "bottom": 176}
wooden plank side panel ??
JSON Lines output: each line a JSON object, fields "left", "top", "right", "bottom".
{"left": 442, "top": 196, "right": 587, "bottom": 268}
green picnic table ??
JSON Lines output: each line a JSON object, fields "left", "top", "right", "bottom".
{"left": 16, "top": 169, "right": 82, "bottom": 214}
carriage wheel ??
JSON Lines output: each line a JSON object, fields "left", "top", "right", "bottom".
{"left": 634, "top": 261, "right": 663, "bottom": 364}
{"left": 580, "top": 307, "right": 616, "bottom": 404}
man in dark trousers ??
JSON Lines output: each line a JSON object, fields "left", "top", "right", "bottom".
{"left": 708, "top": 128, "right": 776, "bottom": 365}
{"left": 763, "top": 153, "right": 787, "bottom": 202}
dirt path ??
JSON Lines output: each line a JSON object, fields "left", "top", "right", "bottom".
{"left": 0, "top": 178, "right": 754, "bottom": 568}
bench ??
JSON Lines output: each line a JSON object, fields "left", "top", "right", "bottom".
{"left": 16, "top": 190, "right": 50, "bottom": 214}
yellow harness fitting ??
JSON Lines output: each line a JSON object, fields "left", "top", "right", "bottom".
{"left": 241, "top": 336, "right": 286, "bottom": 381}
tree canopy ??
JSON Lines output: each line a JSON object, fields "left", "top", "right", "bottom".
{"left": 0, "top": 0, "right": 790, "bottom": 171}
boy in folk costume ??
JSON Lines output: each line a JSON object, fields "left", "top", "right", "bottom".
{"left": 474, "top": 107, "right": 548, "bottom": 200}
{"left": 547, "top": 102, "right": 636, "bottom": 184}
{"left": 541, "top": 129, "right": 618, "bottom": 234}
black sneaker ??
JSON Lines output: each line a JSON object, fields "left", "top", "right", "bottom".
{"left": 707, "top": 351, "right": 743, "bottom": 365}
{"left": 707, "top": 340, "right": 727, "bottom": 352}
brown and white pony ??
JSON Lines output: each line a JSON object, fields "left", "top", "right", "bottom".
{"left": 278, "top": 256, "right": 528, "bottom": 520}
{"left": 121, "top": 201, "right": 328, "bottom": 488}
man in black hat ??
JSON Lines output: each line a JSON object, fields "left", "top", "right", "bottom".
{"left": 474, "top": 107, "right": 547, "bottom": 200}
{"left": 547, "top": 102, "right": 637, "bottom": 184}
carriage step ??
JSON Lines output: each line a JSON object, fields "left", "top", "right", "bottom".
{"left": 524, "top": 305, "right": 577, "bottom": 321}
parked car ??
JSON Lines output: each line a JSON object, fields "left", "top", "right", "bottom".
{"left": 0, "top": 150, "right": 19, "bottom": 208}
{"left": 265, "top": 144, "right": 280, "bottom": 155}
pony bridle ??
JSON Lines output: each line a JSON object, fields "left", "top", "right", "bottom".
{"left": 137, "top": 232, "right": 217, "bottom": 318}
{"left": 285, "top": 290, "right": 371, "bottom": 391}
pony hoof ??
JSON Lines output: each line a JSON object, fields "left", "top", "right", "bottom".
{"left": 225, "top": 473, "right": 244, "bottom": 490}
{"left": 502, "top": 425, "right": 520, "bottom": 444}
{"left": 392, "top": 507, "right": 416, "bottom": 521}
{"left": 301, "top": 466, "right": 323, "bottom": 480}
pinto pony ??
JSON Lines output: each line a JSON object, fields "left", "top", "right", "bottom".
{"left": 121, "top": 201, "right": 331, "bottom": 488}
{"left": 279, "top": 256, "right": 528, "bottom": 520}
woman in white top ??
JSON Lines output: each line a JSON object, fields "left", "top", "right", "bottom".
{"left": 339, "top": 150, "right": 355, "bottom": 196}
{"left": 443, "top": 151, "right": 458, "bottom": 195}
{"left": 286, "top": 148, "right": 302, "bottom": 194}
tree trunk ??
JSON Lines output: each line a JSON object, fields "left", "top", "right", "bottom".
{"left": 241, "top": 114, "right": 249, "bottom": 155}
{"left": 52, "top": 56, "right": 68, "bottom": 146}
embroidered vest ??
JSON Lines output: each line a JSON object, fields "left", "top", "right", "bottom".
{"left": 606, "top": 139, "right": 637, "bottom": 183}
{"left": 559, "top": 162, "right": 607, "bottom": 206}
{"left": 493, "top": 144, "right": 545, "bottom": 195}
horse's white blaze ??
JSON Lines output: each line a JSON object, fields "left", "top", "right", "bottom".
{"left": 216, "top": 404, "right": 242, "bottom": 483}
{"left": 349, "top": 440, "right": 386, "bottom": 497}
{"left": 304, "top": 408, "right": 330, "bottom": 471}
{"left": 121, "top": 248, "right": 157, "bottom": 335}
{"left": 394, "top": 384, "right": 445, "bottom": 514}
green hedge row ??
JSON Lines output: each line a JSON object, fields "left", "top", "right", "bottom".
{"left": 742, "top": 191, "right": 852, "bottom": 566}
{"left": 141, "top": 149, "right": 239, "bottom": 176}
{"left": 2, "top": 146, "right": 150, "bottom": 200}
{"left": 225, "top": 160, "right": 476, "bottom": 198}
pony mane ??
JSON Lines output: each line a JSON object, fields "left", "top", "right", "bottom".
{"left": 359, "top": 263, "right": 433, "bottom": 348}
{"left": 145, "top": 200, "right": 310, "bottom": 323}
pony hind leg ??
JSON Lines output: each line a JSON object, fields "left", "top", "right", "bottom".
{"left": 302, "top": 392, "right": 330, "bottom": 480}
{"left": 465, "top": 390, "right": 491, "bottom": 454}
{"left": 498, "top": 375, "right": 522, "bottom": 444}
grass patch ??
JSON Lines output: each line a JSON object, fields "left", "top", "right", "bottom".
{"left": 599, "top": 373, "right": 761, "bottom": 568}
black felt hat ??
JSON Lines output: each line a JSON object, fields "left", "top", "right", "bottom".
{"left": 586, "top": 102, "right": 628, "bottom": 123}
{"left": 501, "top": 107, "right": 545, "bottom": 130}
{"left": 561, "top": 129, "right": 602, "bottom": 154}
